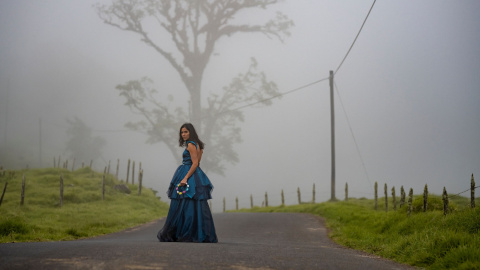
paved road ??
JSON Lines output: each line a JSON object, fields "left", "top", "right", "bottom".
{"left": 0, "top": 213, "right": 415, "bottom": 269}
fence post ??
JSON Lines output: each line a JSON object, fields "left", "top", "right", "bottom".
{"left": 60, "top": 174, "right": 64, "bottom": 207}
{"left": 0, "top": 182, "right": 7, "bottom": 207}
{"left": 407, "top": 188, "right": 413, "bottom": 217}
{"left": 374, "top": 182, "right": 378, "bottom": 210}
{"left": 471, "top": 174, "right": 475, "bottom": 209}
{"left": 281, "top": 189, "right": 285, "bottom": 206}
{"left": 57, "top": 155, "right": 61, "bottom": 168}
{"left": 391, "top": 186, "right": 396, "bottom": 211}
{"left": 126, "top": 159, "right": 131, "bottom": 184}
{"left": 265, "top": 192, "right": 269, "bottom": 207}
{"left": 107, "top": 160, "right": 111, "bottom": 175}
{"left": 54, "top": 157, "right": 56, "bottom": 168}
{"left": 250, "top": 194, "right": 253, "bottom": 208}
{"left": 400, "top": 186, "right": 405, "bottom": 208}
{"left": 442, "top": 187, "right": 449, "bottom": 216}
{"left": 223, "top": 197, "right": 226, "bottom": 212}
{"left": 312, "top": 183, "right": 315, "bottom": 203}
{"left": 345, "top": 182, "right": 348, "bottom": 201}
{"left": 132, "top": 161, "right": 135, "bottom": 184}
{"left": 384, "top": 183, "right": 388, "bottom": 212}
{"left": 423, "top": 184, "right": 428, "bottom": 212}
{"left": 21, "top": 175, "right": 26, "bottom": 206}
{"left": 82, "top": 162, "right": 84, "bottom": 168}
{"left": 89, "top": 160, "right": 93, "bottom": 168}
{"left": 297, "top": 187, "right": 301, "bottom": 204}
{"left": 138, "top": 169, "right": 143, "bottom": 195}
{"left": 236, "top": 197, "right": 238, "bottom": 210}
{"left": 115, "top": 159, "right": 119, "bottom": 179}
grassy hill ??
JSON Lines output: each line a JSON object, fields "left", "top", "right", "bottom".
{"left": 0, "top": 167, "right": 169, "bottom": 243}
{"left": 234, "top": 196, "right": 480, "bottom": 270}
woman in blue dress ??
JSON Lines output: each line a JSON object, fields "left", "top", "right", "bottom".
{"left": 157, "top": 123, "right": 218, "bottom": 243}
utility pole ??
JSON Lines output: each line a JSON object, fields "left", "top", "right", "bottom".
{"left": 329, "top": 70, "right": 336, "bottom": 201}
{"left": 39, "top": 118, "right": 42, "bottom": 167}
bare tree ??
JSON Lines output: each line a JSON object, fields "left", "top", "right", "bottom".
{"left": 96, "top": 0, "right": 293, "bottom": 175}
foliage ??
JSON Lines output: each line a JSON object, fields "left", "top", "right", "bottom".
{"left": 233, "top": 196, "right": 480, "bottom": 269}
{"left": 95, "top": 0, "right": 294, "bottom": 175}
{"left": 65, "top": 117, "right": 106, "bottom": 164}
{"left": 0, "top": 167, "right": 168, "bottom": 243}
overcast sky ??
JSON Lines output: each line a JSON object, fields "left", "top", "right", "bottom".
{"left": 1, "top": 0, "right": 479, "bottom": 211}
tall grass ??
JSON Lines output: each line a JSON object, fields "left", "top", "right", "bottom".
{"left": 235, "top": 196, "right": 480, "bottom": 269}
{"left": 0, "top": 167, "right": 168, "bottom": 243}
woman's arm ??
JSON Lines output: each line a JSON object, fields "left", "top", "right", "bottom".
{"left": 180, "top": 143, "right": 199, "bottom": 185}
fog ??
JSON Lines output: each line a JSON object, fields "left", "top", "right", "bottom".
{"left": 1, "top": 1, "right": 479, "bottom": 212}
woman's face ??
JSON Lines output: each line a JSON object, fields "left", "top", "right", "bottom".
{"left": 181, "top": 127, "right": 190, "bottom": 141}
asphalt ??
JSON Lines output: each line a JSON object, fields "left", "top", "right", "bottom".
{"left": 0, "top": 212, "right": 417, "bottom": 270}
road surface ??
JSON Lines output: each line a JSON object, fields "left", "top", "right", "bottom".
{"left": 0, "top": 212, "right": 416, "bottom": 269}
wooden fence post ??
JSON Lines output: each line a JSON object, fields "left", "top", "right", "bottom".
{"left": 0, "top": 182, "right": 7, "bottom": 207}
{"left": 54, "top": 157, "right": 56, "bottom": 168}
{"left": 265, "top": 192, "right": 269, "bottom": 207}
{"left": 65, "top": 160, "right": 69, "bottom": 169}
{"left": 374, "top": 182, "right": 378, "bottom": 210}
{"left": 236, "top": 197, "right": 238, "bottom": 210}
{"left": 400, "top": 186, "right": 405, "bottom": 208}
{"left": 297, "top": 187, "right": 301, "bottom": 204}
{"left": 223, "top": 197, "right": 226, "bottom": 212}
{"left": 407, "top": 188, "right": 413, "bottom": 217}
{"left": 250, "top": 194, "right": 253, "bottom": 209}
{"left": 442, "top": 187, "right": 449, "bottom": 216}
{"left": 57, "top": 155, "right": 61, "bottom": 168}
{"left": 471, "top": 174, "right": 475, "bottom": 209}
{"left": 82, "top": 162, "right": 84, "bottom": 168}
{"left": 132, "top": 161, "right": 135, "bottom": 184}
{"left": 21, "top": 175, "right": 26, "bottom": 206}
{"left": 423, "top": 184, "right": 428, "bottom": 212}
{"left": 89, "top": 160, "right": 93, "bottom": 168}
{"left": 384, "top": 183, "right": 388, "bottom": 212}
{"left": 115, "top": 159, "right": 119, "bottom": 179}
{"left": 60, "top": 174, "right": 64, "bottom": 207}
{"left": 345, "top": 182, "right": 348, "bottom": 201}
{"left": 138, "top": 169, "right": 143, "bottom": 195}
{"left": 126, "top": 159, "right": 131, "bottom": 184}
{"left": 281, "top": 189, "right": 285, "bottom": 206}
{"left": 107, "top": 160, "right": 111, "bottom": 175}
{"left": 312, "top": 183, "right": 316, "bottom": 203}
{"left": 391, "top": 186, "right": 396, "bottom": 211}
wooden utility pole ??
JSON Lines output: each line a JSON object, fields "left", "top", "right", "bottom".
{"left": 329, "top": 70, "right": 336, "bottom": 201}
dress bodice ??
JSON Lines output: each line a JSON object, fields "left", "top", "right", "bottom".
{"left": 182, "top": 141, "right": 197, "bottom": 165}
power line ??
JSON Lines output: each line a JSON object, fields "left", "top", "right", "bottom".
{"left": 218, "top": 77, "right": 330, "bottom": 115}
{"left": 334, "top": 81, "right": 372, "bottom": 188}
{"left": 335, "top": 0, "right": 377, "bottom": 75}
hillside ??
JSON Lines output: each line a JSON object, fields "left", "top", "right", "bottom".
{"left": 0, "top": 167, "right": 169, "bottom": 243}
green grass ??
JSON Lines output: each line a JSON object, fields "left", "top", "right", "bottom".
{"left": 234, "top": 196, "right": 480, "bottom": 269}
{"left": 0, "top": 167, "right": 168, "bottom": 243}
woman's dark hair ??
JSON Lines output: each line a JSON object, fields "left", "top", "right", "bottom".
{"left": 178, "top": 123, "right": 204, "bottom": 149}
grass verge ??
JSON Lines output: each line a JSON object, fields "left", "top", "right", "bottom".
{"left": 234, "top": 196, "right": 480, "bottom": 269}
{"left": 0, "top": 167, "right": 168, "bottom": 243}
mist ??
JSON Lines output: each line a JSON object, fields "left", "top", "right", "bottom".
{"left": 1, "top": 0, "right": 479, "bottom": 212}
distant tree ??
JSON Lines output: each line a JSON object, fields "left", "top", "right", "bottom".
{"left": 95, "top": 0, "right": 293, "bottom": 175}
{"left": 65, "top": 117, "right": 106, "bottom": 164}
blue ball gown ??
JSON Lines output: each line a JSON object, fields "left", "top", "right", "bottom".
{"left": 157, "top": 141, "right": 218, "bottom": 243}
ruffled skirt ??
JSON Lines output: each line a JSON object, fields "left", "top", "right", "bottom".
{"left": 157, "top": 165, "right": 217, "bottom": 243}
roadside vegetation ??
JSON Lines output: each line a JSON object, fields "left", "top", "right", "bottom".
{"left": 234, "top": 196, "right": 480, "bottom": 269}
{"left": 0, "top": 167, "right": 168, "bottom": 243}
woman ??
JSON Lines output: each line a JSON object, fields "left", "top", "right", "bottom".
{"left": 157, "top": 123, "right": 218, "bottom": 243}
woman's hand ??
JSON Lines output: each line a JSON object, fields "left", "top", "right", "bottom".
{"left": 180, "top": 178, "right": 188, "bottom": 186}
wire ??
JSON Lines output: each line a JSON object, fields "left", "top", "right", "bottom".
{"left": 334, "top": 81, "right": 372, "bottom": 188}
{"left": 335, "top": 0, "right": 377, "bottom": 75}
{"left": 218, "top": 77, "right": 330, "bottom": 115}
